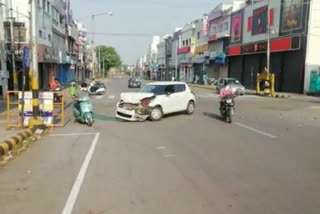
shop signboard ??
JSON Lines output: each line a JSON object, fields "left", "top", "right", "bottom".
{"left": 230, "top": 10, "right": 243, "bottom": 43}
{"left": 241, "top": 42, "right": 267, "bottom": 54}
{"left": 252, "top": 6, "right": 268, "bottom": 35}
{"left": 279, "top": 0, "right": 308, "bottom": 36}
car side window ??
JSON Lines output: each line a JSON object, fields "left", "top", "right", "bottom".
{"left": 175, "top": 84, "right": 186, "bottom": 93}
{"left": 164, "top": 85, "right": 175, "bottom": 94}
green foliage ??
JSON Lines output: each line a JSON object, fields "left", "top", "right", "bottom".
{"left": 96, "top": 45, "right": 122, "bottom": 73}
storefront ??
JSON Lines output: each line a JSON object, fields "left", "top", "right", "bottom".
{"left": 178, "top": 46, "right": 193, "bottom": 82}
{"left": 228, "top": 36, "right": 306, "bottom": 93}
{"left": 227, "top": 0, "right": 309, "bottom": 93}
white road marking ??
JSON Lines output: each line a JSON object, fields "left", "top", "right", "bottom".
{"left": 310, "top": 106, "right": 320, "bottom": 109}
{"left": 50, "top": 133, "right": 97, "bottom": 137}
{"left": 235, "top": 123, "right": 278, "bottom": 139}
{"left": 156, "top": 146, "right": 166, "bottom": 150}
{"left": 163, "top": 154, "right": 176, "bottom": 158}
{"left": 61, "top": 132, "right": 100, "bottom": 214}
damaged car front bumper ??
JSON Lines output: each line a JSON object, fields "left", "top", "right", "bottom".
{"left": 116, "top": 102, "right": 151, "bottom": 121}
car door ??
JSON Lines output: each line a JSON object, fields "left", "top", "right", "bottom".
{"left": 159, "top": 85, "right": 176, "bottom": 114}
{"left": 174, "top": 84, "right": 188, "bottom": 111}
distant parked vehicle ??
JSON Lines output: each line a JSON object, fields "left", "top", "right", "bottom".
{"left": 79, "top": 82, "right": 88, "bottom": 92}
{"left": 88, "top": 81, "right": 106, "bottom": 95}
{"left": 128, "top": 78, "right": 141, "bottom": 88}
{"left": 217, "top": 78, "right": 245, "bottom": 95}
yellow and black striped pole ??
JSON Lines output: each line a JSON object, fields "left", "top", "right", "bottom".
{"left": 29, "top": 0, "right": 42, "bottom": 126}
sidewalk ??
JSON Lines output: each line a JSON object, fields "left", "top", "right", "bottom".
{"left": 188, "top": 83, "right": 320, "bottom": 103}
{"left": 0, "top": 88, "right": 74, "bottom": 142}
{"left": 0, "top": 99, "right": 22, "bottom": 142}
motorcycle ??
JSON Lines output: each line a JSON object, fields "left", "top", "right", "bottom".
{"left": 88, "top": 82, "right": 106, "bottom": 95}
{"left": 79, "top": 82, "right": 88, "bottom": 92}
{"left": 72, "top": 97, "right": 94, "bottom": 127}
{"left": 53, "top": 86, "right": 64, "bottom": 103}
{"left": 220, "top": 95, "right": 235, "bottom": 123}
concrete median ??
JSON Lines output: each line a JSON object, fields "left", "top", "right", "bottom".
{"left": 0, "top": 128, "right": 35, "bottom": 158}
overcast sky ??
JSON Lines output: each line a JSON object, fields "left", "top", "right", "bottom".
{"left": 72, "top": 0, "right": 231, "bottom": 64}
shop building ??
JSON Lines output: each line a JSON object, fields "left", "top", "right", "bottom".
{"left": 171, "top": 29, "right": 182, "bottom": 81}
{"left": 178, "top": 22, "right": 195, "bottom": 82}
{"left": 228, "top": 0, "right": 310, "bottom": 93}
{"left": 192, "top": 17, "right": 209, "bottom": 84}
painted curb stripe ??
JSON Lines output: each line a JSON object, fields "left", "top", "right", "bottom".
{"left": 16, "top": 135, "right": 23, "bottom": 143}
{"left": 0, "top": 146, "right": 5, "bottom": 156}
{"left": 4, "top": 141, "right": 13, "bottom": 150}
{"left": 8, "top": 139, "right": 16, "bottom": 148}
{"left": 17, "top": 133, "right": 25, "bottom": 139}
{"left": 11, "top": 137, "right": 20, "bottom": 144}
{"left": 26, "top": 129, "right": 33, "bottom": 136}
{"left": 0, "top": 128, "right": 36, "bottom": 157}
{"left": 0, "top": 143, "right": 9, "bottom": 154}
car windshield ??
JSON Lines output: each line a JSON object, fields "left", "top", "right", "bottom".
{"left": 139, "top": 85, "right": 166, "bottom": 95}
{"left": 226, "top": 79, "right": 241, "bottom": 85}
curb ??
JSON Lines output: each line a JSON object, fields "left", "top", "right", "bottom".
{"left": 0, "top": 128, "right": 35, "bottom": 158}
{"left": 188, "top": 84, "right": 216, "bottom": 91}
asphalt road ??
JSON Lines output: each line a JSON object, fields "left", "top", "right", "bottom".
{"left": 0, "top": 78, "right": 320, "bottom": 214}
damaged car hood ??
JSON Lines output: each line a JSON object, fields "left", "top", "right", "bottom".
{"left": 120, "top": 92, "right": 154, "bottom": 103}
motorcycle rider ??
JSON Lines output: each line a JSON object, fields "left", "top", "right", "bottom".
{"left": 50, "top": 77, "right": 61, "bottom": 91}
{"left": 219, "top": 84, "right": 235, "bottom": 110}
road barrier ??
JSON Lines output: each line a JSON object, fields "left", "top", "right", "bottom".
{"left": 0, "top": 128, "right": 35, "bottom": 158}
{"left": 6, "top": 91, "right": 65, "bottom": 128}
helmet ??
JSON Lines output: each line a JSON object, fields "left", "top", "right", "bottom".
{"left": 225, "top": 85, "right": 230, "bottom": 90}
{"left": 70, "top": 81, "right": 76, "bottom": 85}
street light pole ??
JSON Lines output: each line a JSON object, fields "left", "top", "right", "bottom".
{"left": 0, "top": 1, "right": 8, "bottom": 100}
{"left": 90, "top": 11, "right": 113, "bottom": 78}
{"left": 8, "top": 0, "right": 17, "bottom": 90}
{"left": 266, "top": 0, "right": 270, "bottom": 75}
{"left": 30, "top": 0, "right": 40, "bottom": 122}
{"left": 103, "top": 55, "right": 106, "bottom": 78}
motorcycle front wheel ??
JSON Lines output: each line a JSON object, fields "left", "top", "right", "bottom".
{"left": 87, "top": 117, "right": 94, "bottom": 127}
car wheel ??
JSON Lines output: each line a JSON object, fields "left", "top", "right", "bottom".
{"left": 150, "top": 106, "right": 163, "bottom": 121}
{"left": 186, "top": 101, "right": 195, "bottom": 115}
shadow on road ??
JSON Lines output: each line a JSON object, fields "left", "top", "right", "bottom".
{"left": 203, "top": 112, "right": 224, "bottom": 121}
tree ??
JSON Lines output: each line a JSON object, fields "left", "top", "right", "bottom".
{"left": 96, "top": 45, "right": 122, "bottom": 75}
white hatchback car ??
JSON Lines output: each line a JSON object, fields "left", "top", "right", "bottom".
{"left": 116, "top": 82, "right": 196, "bottom": 121}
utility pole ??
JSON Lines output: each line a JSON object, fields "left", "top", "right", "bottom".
{"left": 8, "top": 0, "right": 17, "bottom": 90}
{"left": 30, "top": 0, "right": 41, "bottom": 124}
{"left": 0, "top": 0, "right": 8, "bottom": 100}
{"left": 266, "top": 0, "right": 270, "bottom": 74}
{"left": 103, "top": 55, "right": 105, "bottom": 78}
{"left": 98, "top": 46, "right": 101, "bottom": 77}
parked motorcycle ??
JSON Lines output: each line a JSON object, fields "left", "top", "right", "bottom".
{"left": 88, "top": 82, "right": 106, "bottom": 95}
{"left": 72, "top": 97, "right": 94, "bottom": 127}
{"left": 79, "top": 82, "right": 88, "bottom": 92}
{"left": 53, "top": 86, "right": 64, "bottom": 103}
{"left": 220, "top": 95, "right": 235, "bottom": 123}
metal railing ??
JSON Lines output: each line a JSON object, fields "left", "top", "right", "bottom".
{"left": 6, "top": 91, "right": 65, "bottom": 128}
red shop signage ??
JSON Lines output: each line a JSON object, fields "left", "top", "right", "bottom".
{"left": 178, "top": 46, "right": 191, "bottom": 54}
